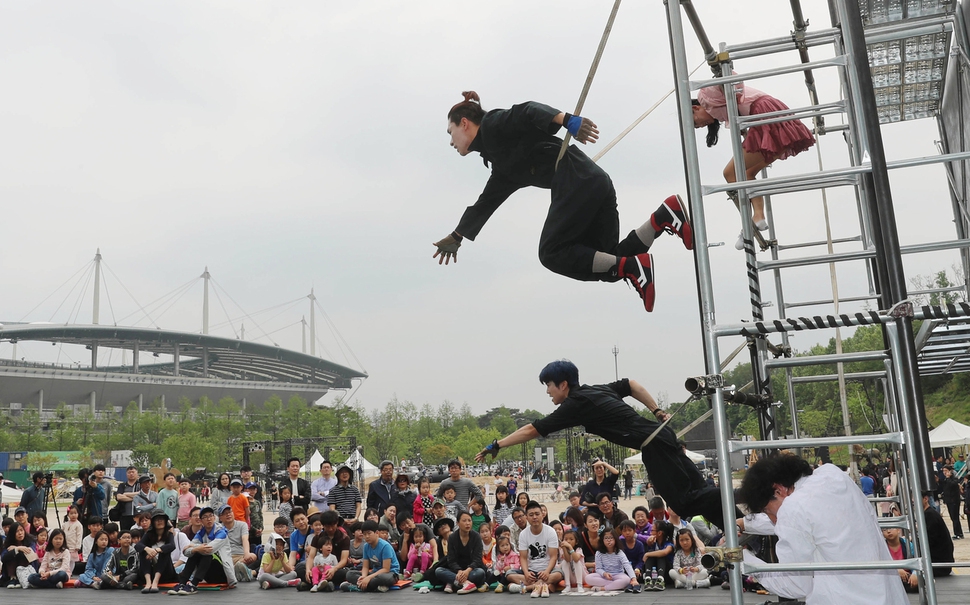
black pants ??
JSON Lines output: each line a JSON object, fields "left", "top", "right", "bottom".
{"left": 538, "top": 152, "right": 648, "bottom": 282}
{"left": 640, "top": 424, "right": 742, "bottom": 531}
{"left": 945, "top": 500, "right": 963, "bottom": 538}
{"left": 138, "top": 552, "right": 177, "bottom": 583}
{"left": 179, "top": 554, "right": 227, "bottom": 585}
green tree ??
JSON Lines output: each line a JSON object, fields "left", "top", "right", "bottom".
{"left": 22, "top": 451, "right": 58, "bottom": 474}
{"left": 421, "top": 443, "right": 455, "bottom": 465}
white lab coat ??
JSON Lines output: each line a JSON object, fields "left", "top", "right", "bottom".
{"left": 744, "top": 464, "right": 907, "bottom": 605}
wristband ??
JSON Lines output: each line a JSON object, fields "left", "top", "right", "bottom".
{"left": 565, "top": 114, "right": 583, "bottom": 137}
{"left": 451, "top": 231, "right": 463, "bottom": 242}
{"left": 485, "top": 439, "right": 501, "bottom": 453}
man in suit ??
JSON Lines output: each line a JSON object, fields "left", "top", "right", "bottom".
{"left": 281, "top": 457, "right": 311, "bottom": 510}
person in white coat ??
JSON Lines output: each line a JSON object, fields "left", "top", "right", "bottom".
{"left": 736, "top": 455, "right": 907, "bottom": 605}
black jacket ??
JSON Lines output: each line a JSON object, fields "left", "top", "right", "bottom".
{"left": 456, "top": 101, "right": 607, "bottom": 240}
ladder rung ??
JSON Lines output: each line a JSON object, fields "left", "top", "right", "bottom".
{"left": 729, "top": 432, "right": 904, "bottom": 453}
{"left": 784, "top": 293, "right": 878, "bottom": 309}
{"left": 704, "top": 165, "right": 868, "bottom": 196}
{"left": 790, "top": 370, "right": 887, "bottom": 384}
{"left": 878, "top": 515, "right": 911, "bottom": 530}
{"left": 690, "top": 55, "right": 848, "bottom": 91}
{"left": 777, "top": 235, "right": 862, "bottom": 251}
{"left": 737, "top": 101, "right": 846, "bottom": 129}
{"left": 744, "top": 557, "right": 922, "bottom": 575}
{"left": 758, "top": 249, "right": 875, "bottom": 271}
{"left": 749, "top": 176, "right": 860, "bottom": 198}
{"left": 764, "top": 350, "right": 888, "bottom": 369}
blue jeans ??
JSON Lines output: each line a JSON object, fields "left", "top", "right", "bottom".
{"left": 28, "top": 571, "right": 69, "bottom": 588}
{"left": 434, "top": 567, "right": 486, "bottom": 588}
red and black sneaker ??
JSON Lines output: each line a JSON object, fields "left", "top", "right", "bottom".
{"left": 650, "top": 194, "right": 693, "bottom": 250}
{"left": 618, "top": 253, "right": 656, "bottom": 312}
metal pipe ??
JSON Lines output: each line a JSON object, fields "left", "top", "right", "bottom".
{"left": 735, "top": 101, "right": 846, "bottom": 128}
{"left": 680, "top": 0, "right": 717, "bottom": 64}
{"left": 885, "top": 322, "right": 939, "bottom": 605}
{"left": 729, "top": 432, "right": 904, "bottom": 453}
{"left": 691, "top": 56, "right": 848, "bottom": 91}
{"left": 703, "top": 164, "right": 868, "bottom": 195}
{"left": 778, "top": 235, "right": 862, "bottom": 251}
{"left": 790, "top": 370, "right": 887, "bottom": 384}
{"left": 785, "top": 294, "right": 879, "bottom": 309}
{"left": 663, "top": 4, "right": 744, "bottom": 604}
{"left": 757, "top": 238, "right": 970, "bottom": 272}
{"left": 764, "top": 349, "right": 888, "bottom": 369}
{"left": 744, "top": 558, "right": 923, "bottom": 574}
{"left": 725, "top": 27, "right": 838, "bottom": 54}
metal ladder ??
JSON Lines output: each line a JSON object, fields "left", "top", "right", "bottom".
{"left": 663, "top": 1, "right": 970, "bottom": 604}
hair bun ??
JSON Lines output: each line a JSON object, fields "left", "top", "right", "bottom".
{"left": 461, "top": 91, "right": 480, "bottom": 104}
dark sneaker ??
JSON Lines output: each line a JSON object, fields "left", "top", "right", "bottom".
{"left": 180, "top": 583, "right": 198, "bottom": 595}
{"left": 166, "top": 584, "right": 183, "bottom": 595}
{"left": 651, "top": 194, "right": 693, "bottom": 250}
{"left": 618, "top": 253, "right": 656, "bottom": 312}
{"left": 655, "top": 577, "right": 665, "bottom": 591}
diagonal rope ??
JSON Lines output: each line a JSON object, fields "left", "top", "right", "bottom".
{"left": 591, "top": 61, "right": 706, "bottom": 163}
{"left": 555, "top": 0, "right": 622, "bottom": 169}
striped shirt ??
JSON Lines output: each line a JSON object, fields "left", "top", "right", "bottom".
{"left": 329, "top": 484, "right": 362, "bottom": 521}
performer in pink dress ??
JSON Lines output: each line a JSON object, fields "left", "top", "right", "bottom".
{"left": 693, "top": 80, "right": 815, "bottom": 249}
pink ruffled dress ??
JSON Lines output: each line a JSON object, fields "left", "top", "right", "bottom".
{"left": 697, "top": 81, "right": 815, "bottom": 162}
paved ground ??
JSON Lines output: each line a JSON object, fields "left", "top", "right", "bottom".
{"left": 4, "top": 575, "right": 969, "bottom": 604}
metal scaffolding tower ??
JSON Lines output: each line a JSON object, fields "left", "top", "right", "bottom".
{"left": 665, "top": 1, "right": 970, "bottom": 604}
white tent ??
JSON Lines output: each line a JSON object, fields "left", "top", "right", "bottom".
{"left": 624, "top": 449, "right": 707, "bottom": 466}
{"left": 299, "top": 449, "right": 326, "bottom": 474}
{"left": 929, "top": 418, "right": 970, "bottom": 448}
{"left": 1, "top": 483, "right": 24, "bottom": 507}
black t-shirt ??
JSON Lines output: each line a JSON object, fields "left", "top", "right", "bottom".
{"left": 533, "top": 380, "right": 659, "bottom": 449}
{"left": 581, "top": 473, "right": 619, "bottom": 506}
{"left": 310, "top": 527, "right": 351, "bottom": 560}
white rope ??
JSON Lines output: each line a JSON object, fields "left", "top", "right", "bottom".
{"left": 592, "top": 61, "right": 706, "bottom": 163}
{"left": 555, "top": 0, "right": 623, "bottom": 169}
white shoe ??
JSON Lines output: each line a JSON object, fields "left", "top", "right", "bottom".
{"left": 509, "top": 583, "right": 522, "bottom": 594}
{"left": 675, "top": 580, "right": 686, "bottom": 589}
{"left": 530, "top": 586, "right": 541, "bottom": 598}
{"left": 735, "top": 231, "right": 745, "bottom": 250}
{"left": 755, "top": 219, "right": 768, "bottom": 231}
{"left": 561, "top": 587, "right": 571, "bottom": 594}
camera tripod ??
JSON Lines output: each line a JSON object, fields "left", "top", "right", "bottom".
{"left": 42, "top": 476, "right": 61, "bottom": 528}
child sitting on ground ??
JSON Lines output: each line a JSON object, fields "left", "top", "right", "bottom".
{"left": 559, "top": 530, "right": 586, "bottom": 593}
{"left": 404, "top": 525, "right": 433, "bottom": 581}
{"left": 309, "top": 535, "right": 338, "bottom": 592}
{"left": 587, "top": 529, "right": 638, "bottom": 593}
{"left": 491, "top": 535, "right": 520, "bottom": 592}
{"left": 102, "top": 529, "right": 140, "bottom": 590}
{"left": 669, "top": 528, "right": 710, "bottom": 589}
{"left": 26, "top": 529, "right": 70, "bottom": 589}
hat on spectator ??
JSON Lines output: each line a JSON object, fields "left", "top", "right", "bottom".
{"left": 433, "top": 517, "right": 454, "bottom": 534}
{"left": 151, "top": 510, "right": 170, "bottom": 523}
{"left": 244, "top": 481, "right": 258, "bottom": 489}
{"left": 230, "top": 478, "right": 243, "bottom": 486}
{"left": 216, "top": 504, "right": 233, "bottom": 516}
{"left": 138, "top": 475, "right": 153, "bottom": 484}
{"left": 199, "top": 506, "right": 216, "bottom": 517}
{"left": 395, "top": 473, "right": 410, "bottom": 485}
{"left": 270, "top": 532, "right": 286, "bottom": 543}
{"left": 14, "top": 506, "right": 26, "bottom": 516}
{"left": 335, "top": 464, "right": 354, "bottom": 481}
{"left": 432, "top": 498, "right": 446, "bottom": 508}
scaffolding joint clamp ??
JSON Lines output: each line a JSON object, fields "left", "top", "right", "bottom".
{"left": 684, "top": 374, "right": 725, "bottom": 397}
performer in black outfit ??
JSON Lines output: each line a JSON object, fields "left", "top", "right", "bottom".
{"left": 434, "top": 92, "right": 692, "bottom": 312}
{"left": 940, "top": 465, "right": 964, "bottom": 539}
{"left": 476, "top": 360, "right": 739, "bottom": 529}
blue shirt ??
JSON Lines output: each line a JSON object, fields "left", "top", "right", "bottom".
{"left": 290, "top": 528, "right": 312, "bottom": 562}
{"left": 362, "top": 538, "right": 400, "bottom": 575}
{"left": 859, "top": 475, "right": 875, "bottom": 496}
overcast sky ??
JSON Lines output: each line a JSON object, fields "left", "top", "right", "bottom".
{"left": 0, "top": 1, "right": 961, "bottom": 417}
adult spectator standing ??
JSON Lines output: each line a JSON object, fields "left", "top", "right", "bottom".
{"left": 115, "top": 466, "right": 141, "bottom": 530}
{"left": 367, "top": 461, "right": 397, "bottom": 516}
{"left": 436, "top": 460, "right": 483, "bottom": 507}
{"left": 19, "top": 472, "right": 46, "bottom": 520}
{"left": 310, "top": 460, "right": 337, "bottom": 512}
{"left": 329, "top": 464, "right": 362, "bottom": 525}
{"left": 283, "top": 458, "right": 311, "bottom": 510}
{"left": 623, "top": 467, "right": 634, "bottom": 500}
{"left": 591, "top": 492, "right": 628, "bottom": 531}
{"left": 476, "top": 360, "right": 735, "bottom": 529}
{"left": 581, "top": 459, "right": 620, "bottom": 507}
{"left": 940, "top": 465, "right": 964, "bottom": 540}
{"left": 921, "top": 491, "right": 955, "bottom": 576}
{"left": 737, "top": 455, "right": 906, "bottom": 605}
{"left": 955, "top": 454, "right": 966, "bottom": 475}
{"left": 391, "top": 473, "right": 417, "bottom": 516}
{"left": 240, "top": 466, "right": 262, "bottom": 505}
{"left": 133, "top": 475, "right": 159, "bottom": 515}
{"left": 93, "top": 464, "right": 113, "bottom": 523}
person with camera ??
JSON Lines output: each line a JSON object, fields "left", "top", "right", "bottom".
{"left": 73, "top": 470, "right": 105, "bottom": 528}
{"left": 19, "top": 472, "right": 47, "bottom": 520}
